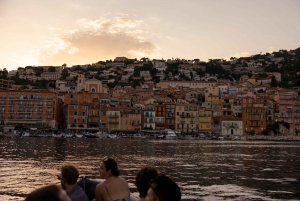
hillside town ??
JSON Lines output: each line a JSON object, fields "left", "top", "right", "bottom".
{"left": 0, "top": 48, "right": 300, "bottom": 136}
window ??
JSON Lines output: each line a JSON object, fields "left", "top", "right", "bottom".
{"left": 74, "top": 111, "right": 77, "bottom": 115}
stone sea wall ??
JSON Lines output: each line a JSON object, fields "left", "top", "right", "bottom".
{"left": 246, "top": 135, "right": 300, "bottom": 141}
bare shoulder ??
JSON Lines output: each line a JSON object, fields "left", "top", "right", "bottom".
{"left": 119, "top": 177, "right": 129, "bottom": 186}
{"left": 96, "top": 182, "right": 105, "bottom": 191}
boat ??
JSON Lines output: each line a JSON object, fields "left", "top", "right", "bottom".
{"left": 107, "top": 134, "right": 117, "bottom": 138}
{"left": 65, "top": 133, "right": 74, "bottom": 138}
{"left": 156, "top": 134, "right": 165, "bottom": 139}
{"left": 162, "top": 129, "right": 177, "bottom": 140}
{"left": 233, "top": 136, "right": 240, "bottom": 140}
{"left": 84, "top": 133, "right": 99, "bottom": 138}
{"left": 22, "top": 131, "right": 30, "bottom": 137}
{"left": 217, "top": 136, "right": 224, "bottom": 140}
{"left": 75, "top": 133, "right": 84, "bottom": 138}
{"left": 133, "top": 133, "right": 147, "bottom": 139}
{"left": 52, "top": 133, "right": 63, "bottom": 138}
{"left": 240, "top": 135, "right": 247, "bottom": 141}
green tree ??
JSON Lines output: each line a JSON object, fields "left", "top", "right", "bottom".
{"left": 271, "top": 76, "right": 277, "bottom": 87}
{"left": 48, "top": 67, "right": 56, "bottom": 72}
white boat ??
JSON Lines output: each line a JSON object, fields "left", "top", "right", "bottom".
{"left": 84, "top": 133, "right": 99, "bottom": 138}
{"left": 52, "top": 134, "right": 63, "bottom": 138}
{"left": 133, "top": 133, "right": 147, "bottom": 139}
{"left": 66, "top": 133, "right": 74, "bottom": 138}
{"left": 217, "top": 136, "right": 224, "bottom": 140}
{"left": 75, "top": 134, "right": 84, "bottom": 138}
{"left": 107, "top": 134, "right": 117, "bottom": 138}
{"left": 22, "top": 131, "right": 30, "bottom": 137}
{"left": 162, "top": 129, "right": 177, "bottom": 140}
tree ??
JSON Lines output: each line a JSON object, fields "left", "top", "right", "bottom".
{"left": 48, "top": 67, "right": 56, "bottom": 72}
{"left": 61, "top": 69, "right": 69, "bottom": 79}
{"left": 271, "top": 76, "right": 277, "bottom": 87}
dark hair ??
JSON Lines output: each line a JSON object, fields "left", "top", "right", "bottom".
{"left": 135, "top": 166, "right": 158, "bottom": 198}
{"left": 25, "top": 185, "right": 62, "bottom": 201}
{"left": 103, "top": 157, "right": 120, "bottom": 176}
{"left": 61, "top": 163, "right": 79, "bottom": 184}
{"left": 150, "top": 174, "right": 181, "bottom": 201}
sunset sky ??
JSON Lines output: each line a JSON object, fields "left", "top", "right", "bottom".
{"left": 1, "top": 0, "right": 300, "bottom": 71}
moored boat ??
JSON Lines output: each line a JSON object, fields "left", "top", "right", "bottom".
{"left": 52, "top": 133, "right": 63, "bottom": 138}
{"left": 75, "top": 133, "right": 84, "bottom": 138}
{"left": 162, "top": 129, "right": 177, "bottom": 139}
{"left": 84, "top": 133, "right": 99, "bottom": 138}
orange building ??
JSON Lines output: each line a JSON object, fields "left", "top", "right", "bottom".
{"left": 63, "top": 91, "right": 95, "bottom": 132}
{"left": 242, "top": 107, "right": 267, "bottom": 134}
{"left": 0, "top": 90, "right": 57, "bottom": 131}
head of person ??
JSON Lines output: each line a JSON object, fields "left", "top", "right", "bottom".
{"left": 147, "top": 175, "right": 181, "bottom": 201}
{"left": 60, "top": 163, "right": 79, "bottom": 189}
{"left": 135, "top": 166, "right": 158, "bottom": 198}
{"left": 99, "top": 156, "right": 120, "bottom": 178}
{"left": 25, "top": 185, "right": 70, "bottom": 201}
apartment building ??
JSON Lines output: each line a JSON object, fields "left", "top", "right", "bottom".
{"left": 155, "top": 102, "right": 166, "bottom": 130}
{"left": 119, "top": 107, "right": 141, "bottom": 132}
{"left": 107, "top": 109, "right": 120, "bottom": 131}
{"left": 63, "top": 91, "right": 95, "bottom": 131}
{"left": 198, "top": 107, "right": 212, "bottom": 133}
{"left": 142, "top": 109, "right": 155, "bottom": 130}
{"left": 222, "top": 117, "right": 243, "bottom": 136}
{"left": 242, "top": 107, "right": 266, "bottom": 134}
{"left": 175, "top": 103, "right": 198, "bottom": 132}
{"left": 0, "top": 90, "right": 57, "bottom": 130}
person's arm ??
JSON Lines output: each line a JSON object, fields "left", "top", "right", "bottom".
{"left": 94, "top": 183, "right": 103, "bottom": 201}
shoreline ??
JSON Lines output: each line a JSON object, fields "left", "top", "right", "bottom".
{"left": 243, "top": 135, "right": 300, "bottom": 141}
{"left": 2, "top": 132, "right": 300, "bottom": 141}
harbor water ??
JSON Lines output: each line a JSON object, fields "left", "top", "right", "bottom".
{"left": 0, "top": 138, "right": 299, "bottom": 201}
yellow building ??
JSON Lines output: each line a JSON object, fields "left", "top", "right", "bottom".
{"left": 198, "top": 107, "right": 212, "bottom": 133}
{"left": 175, "top": 103, "right": 198, "bottom": 132}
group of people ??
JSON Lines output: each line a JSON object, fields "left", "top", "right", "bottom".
{"left": 24, "top": 157, "right": 181, "bottom": 201}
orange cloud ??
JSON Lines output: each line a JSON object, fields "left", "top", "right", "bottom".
{"left": 38, "top": 15, "right": 158, "bottom": 66}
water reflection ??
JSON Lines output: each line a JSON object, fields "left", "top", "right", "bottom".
{"left": 0, "top": 138, "right": 300, "bottom": 200}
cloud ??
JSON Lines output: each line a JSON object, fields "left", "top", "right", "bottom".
{"left": 37, "top": 15, "right": 158, "bottom": 65}
{"left": 267, "top": 46, "right": 276, "bottom": 53}
{"left": 223, "top": 51, "right": 251, "bottom": 61}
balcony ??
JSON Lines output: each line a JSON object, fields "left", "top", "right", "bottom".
{"left": 166, "top": 115, "right": 174, "bottom": 118}
{"left": 89, "top": 113, "right": 100, "bottom": 117}
{"left": 132, "top": 122, "right": 141, "bottom": 126}
{"left": 280, "top": 101, "right": 292, "bottom": 105}
{"left": 190, "top": 120, "right": 196, "bottom": 124}
{"left": 143, "top": 127, "right": 153, "bottom": 130}
{"left": 108, "top": 120, "right": 119, "bottom": 124}
{"left": 145, "top": 114, "right": 154, "bottom": 117}
{"left": 280, "top": 95, "right": 292, "bottom": 100}
{"left": 179, "top": 120, "right": 185, "bottom": 123}
{"left": 180, "top": 114, "right": 195, "bottom": 118}
{"left": 108, "top": 114, "right": 119, "bottom": 118}
{"left": 225, "top": 125, "right": 238, "bottom": 128}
